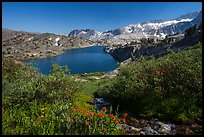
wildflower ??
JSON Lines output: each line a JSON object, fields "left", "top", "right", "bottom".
{"left": 115, "top": 120, "right": 119, "bottom": 124}
{"left": 102, "top": 106, "right": 107, "bottom": 111}
{"left": 122, "top": 118, "right": 126, "bottom": 123}
{"left": 90, "top": 112, "right": 94, "bottom": 117}
{"left": 85, "top": 120, "right": 89, "bottom": 126}
{"left": 124, "top": 113, "right": 128, "bottom": 117}
{"left": 109, "top": 114, "right": 115, "bottom": 119}
{"left": 73, "top": 108, "right": 76, "bottom": 112}
{"left": 84, "top": 112, "right": 88, "bottom": 117}
{"left": 86, "top": 110, "right": 90, "bottom": 113}
{"left": 98, "top": 113, "right": 104, "bottom": 118}
{"left": 84, "top": 110, "right": 90, "bottom": 116}
{"left": 78, "top": 108, "right": 82, "bottom": 113}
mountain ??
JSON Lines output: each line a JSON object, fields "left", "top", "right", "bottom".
{"left": 156, "top": 10, "right": 202, "bottom": 36}
{"left": 68, "top": 11, "right": 201, "bottom": 43}
{"left": 68, "top": 29, "right": 113, "bottom": 41}
{"left": 2, "top": 29, "right": 97, "bottom": 61}
{"left": 191, "top": 10, "right": 202, "bottom": 25}
{"left": 175, "top": 11, "right": 199, "bottom": 20}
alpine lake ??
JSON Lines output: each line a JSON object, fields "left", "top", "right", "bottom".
{"left": 25, "top": 45, "right": 118, "bottom": 74}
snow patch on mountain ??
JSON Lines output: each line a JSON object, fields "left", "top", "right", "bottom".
{"left": 68, "top": 11, "right": 200, "bottom": 42}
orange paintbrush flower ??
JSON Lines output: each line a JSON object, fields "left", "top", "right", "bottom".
{"left": 85, "top": 120, "right": 89, "bottom": 126}
{"left": 122, "top": 118, "right": 126, "bottom": 123}
{"left": 98, "top": 113, "right": 104, "bottom": 118}
{"left": 90, "top": 112, "right": 94, "bottom": 117}
{"left": 86, "top": 110, "right": 90, "bottom": 113}
{"left": 124, "top": 113, "right": 128, "bottom": 117}
{"left": 109, "top": 114, "right": 116, "bottom": 119}
{"left": 78, "top": 108, "right": 82, "bottom": 113}
{"left": 115, "top": 120, "right": 119, "bottom": 124}
{"left": 84, "top": 110, "right": 90, "bottom": 116}
{"left": 102, "top": 106, "right": 107, "bottom": 111}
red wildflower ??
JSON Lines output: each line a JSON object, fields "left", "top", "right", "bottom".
{"left": 78, "top": 108, "right": 82, "bottom": 113}
{"left": 124, "top": 113, "right": 128, "bottom": 117}
{"left": 102, "top": 106, "right": 107, "bottom": 111}
{"left": 86, "top": 110, "right": 90, "bottom": 113}
{"left": 84, "top": 110, "right": 90, "bottom": 116}
{"left": 90, "top": 112, "right": 94, "bottom": 117}
{"left": 122, "top": 118, "right": 126, "bottom": 123}
{"left": 109, "top": 114, "right": 116, "bottom": 119}
{"left": 98, "top": 113, "right": 104, "bottom": 118}
{"left": 115, "top": 120, "right": 119, "bottom": 124}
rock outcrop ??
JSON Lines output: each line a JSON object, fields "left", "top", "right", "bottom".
{"left": 108, "top": 31, "right": 202, "bottom": 63}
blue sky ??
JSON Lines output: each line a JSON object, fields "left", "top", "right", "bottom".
{"left": 2, "top": 2, "right": 202, "bottom": 34}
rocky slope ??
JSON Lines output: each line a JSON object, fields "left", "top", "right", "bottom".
{"left": 2, "top": 29, "right": 98, "bottom": 61}
{"left": 68, "top": 11, "right": 201, "bottom": 46}
{"left": 107, "top": 30, "right": 202, "bottom": 62}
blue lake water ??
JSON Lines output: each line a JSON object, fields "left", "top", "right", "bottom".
{"left": 25, "top": 45, "right": 118, "bottom": 74}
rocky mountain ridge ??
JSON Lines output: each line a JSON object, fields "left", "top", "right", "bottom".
{"left": 68, "top": 11, "right": 202, "bottom": 45}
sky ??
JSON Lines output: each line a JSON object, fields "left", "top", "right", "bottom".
{"left": 2, "top": 2, "right": 202, "bottom": 35}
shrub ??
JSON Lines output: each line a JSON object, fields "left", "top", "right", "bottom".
{"left": 2, "top": 59, "right": 81, "bottom": 134}
{"left": 95, "top": 43, "right": 202, "bottom": 123}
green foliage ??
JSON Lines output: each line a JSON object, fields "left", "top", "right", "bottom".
{"left": 185, "top": 24, "right": 199, "bottom": 36}
{"left": 50, "top": 63, "right": 69, "bottom": 75}
{"left": 2, "top": 59, "right": 81, "bottom": 135}
{"left": 2, "top": 61, "right": 78, "bottom": 107}
{"left": 2, "top": 57, "right": 124, "bottom": 135}
{"left": 95, "top": 43, "right": 202, "bottom": 124}
{"left": 2, "top": 101, "right": 72, "bottom": 135}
